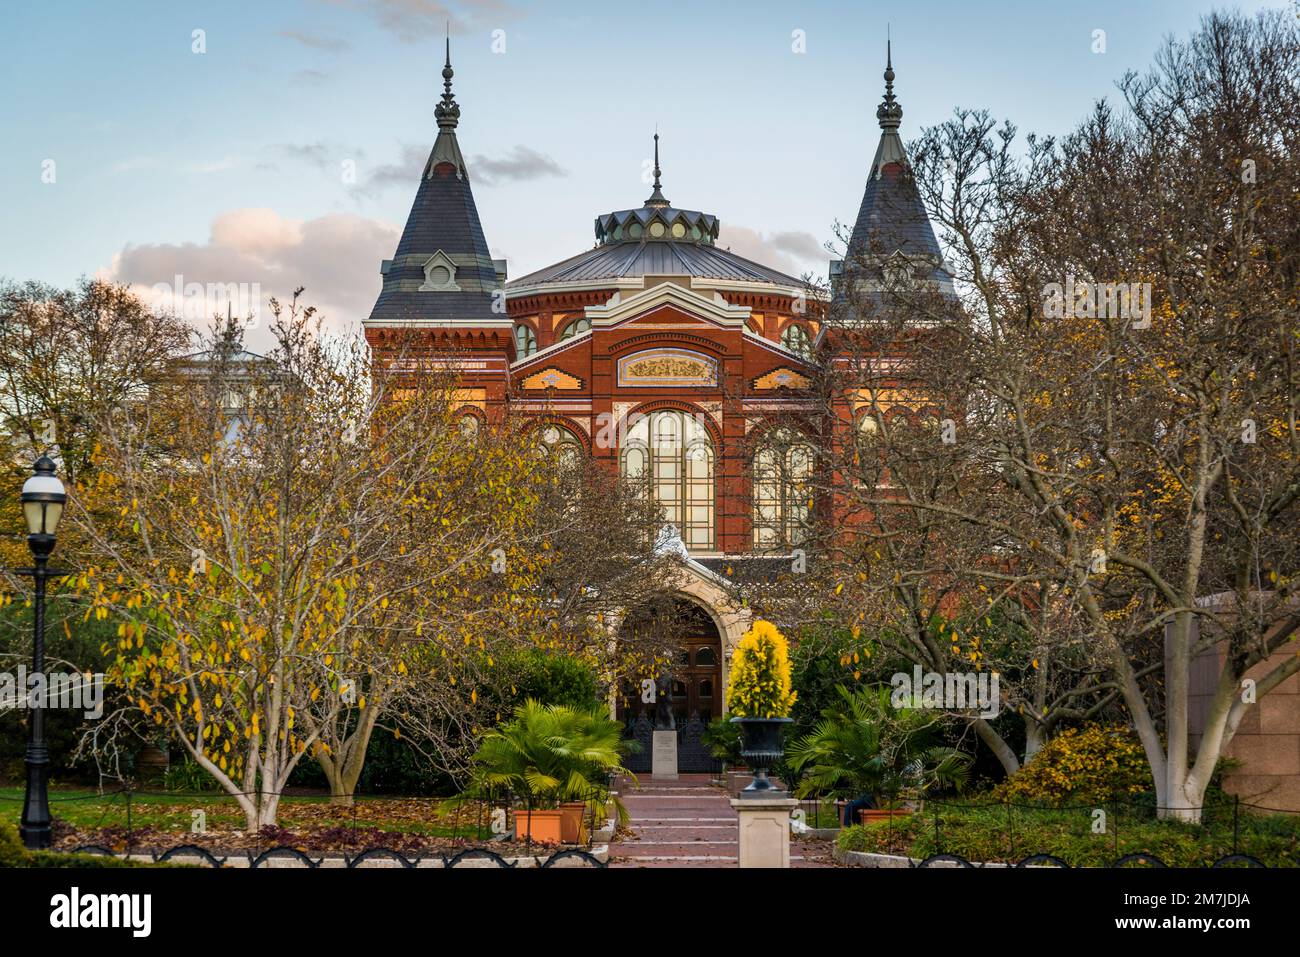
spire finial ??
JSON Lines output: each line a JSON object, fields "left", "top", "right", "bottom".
{"left": 644, "top": 128, "right": 670, "bottom": 207}
{"left": 436, "top": 28, "right": 460, "bottom": 130}
{"left": 876, "top": 34, "right": 902, "bottom": 131}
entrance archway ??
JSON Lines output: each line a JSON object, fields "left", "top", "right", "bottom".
{"left": 616, "top": 597, "right": 723, "bottom": 773}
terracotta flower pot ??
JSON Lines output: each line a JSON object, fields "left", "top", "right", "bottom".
{"left": 559, "top": 802, "right": 588, "bottom": 844}
{"left": 514, "top": 808, "right": 565, "bottom": 844}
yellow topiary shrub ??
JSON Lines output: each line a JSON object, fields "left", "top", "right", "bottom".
{"left": 994, "top": 724, "right": 1150, "bottom": 804}
{"left": 725, "top": 620, "right": 796, "bottom": 718}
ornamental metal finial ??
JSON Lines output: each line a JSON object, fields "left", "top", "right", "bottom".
{"left": 645, "top": 130, "right": 670, "bottom": 207}
{"left": 435, "top": 29, "right": 460, "bottom": 130}
{"left": 877, "top": 35, "right": 902, "bottom": 130}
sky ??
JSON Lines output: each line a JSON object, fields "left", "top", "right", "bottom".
{"left": 0, "top": 0, "right": 1288, "bottom": 345}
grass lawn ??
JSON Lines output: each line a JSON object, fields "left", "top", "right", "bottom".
{"left": 0, "top": 786, "right": 487, "bottom": 849}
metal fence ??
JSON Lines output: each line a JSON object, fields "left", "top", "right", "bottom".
{"left": 0, "top": 781, "right": 615, "bottom": 867}
{"left": 821, "top": 792, "right": 1300, "bottom": 867}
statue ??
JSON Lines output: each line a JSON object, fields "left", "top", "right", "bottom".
{"left": 654, "top": 673, "right": 675, "bottom": 730}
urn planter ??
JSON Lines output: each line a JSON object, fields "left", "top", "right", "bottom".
{"left": 731, "top": 717, "right": 792, "bottom": 795}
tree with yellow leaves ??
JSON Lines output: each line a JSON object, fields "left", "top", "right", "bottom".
{"left": 68, "top": 294, "right": 552, "bottom": 826}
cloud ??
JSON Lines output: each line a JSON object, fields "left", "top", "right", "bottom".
{"left": 469, "top": 146, "right": 566, "bottom": 186}
{"left": 719, "top": 225, "right": 828, "bottom": 279}
{"left": 349, "top": 142, "right": 564, "bottom": 197}
{"left": 267, "top": 141, "right": 356, "bottom": 172}
{"left": 354, "top": 143, "right": 428, "bottom": 197}
{"left": 102, "top": 208, "right": 398, "bottom": 344}
{"left": 277, "top": 30, "right": 351, "bottom": 52}
{"left": 316, "top": 0, "right": 517, "bottom": 42}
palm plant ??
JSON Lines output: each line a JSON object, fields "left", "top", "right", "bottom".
{"left": 786, "top": 685, "right": 971, "bottom": 804}
{"left": 459, "top": 699, "right": 635, "bottom": 821}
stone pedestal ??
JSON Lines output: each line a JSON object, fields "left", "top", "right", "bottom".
{"left": 731, "top": 795, "right": 797, "bottom": 868}
{"left": 651, "top": 730, "right": 678, "bottom": 779}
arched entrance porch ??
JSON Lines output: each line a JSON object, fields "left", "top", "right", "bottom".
{"left": 614, "top": 587, "right": 744, "bottom": 774}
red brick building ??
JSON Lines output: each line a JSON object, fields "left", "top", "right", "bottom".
{"left": 364, "top": 44, "right": 949, "bottom": 742}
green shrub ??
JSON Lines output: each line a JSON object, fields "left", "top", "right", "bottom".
{"left": 787, "top": 685, "right": 971, "bottom": 802}
{"left": 0, "top": 819, "right": 27, "bottom": 867}
{"left": 994, "top": 724, "right": 1149, "bottom": 804}
{"left": 702, "top": 715, "right": 743, "bottom": 765}
{"left": 0, "top": 820, "right": 170, "bottom": 868}
{"left": 835, "top": 803, "right": 1300, "bottom": 866}
{"left": 726, "top": 620, "right": 795, "bottom": 718}
{"left": 459, "top": 700, "right": 633, "bottom": 818}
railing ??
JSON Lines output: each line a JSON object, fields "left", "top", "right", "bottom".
{"left": 822, "top": 792, "right": 1300, "bottom": 867}
{"left": 0, "top": 781, "right": 615, "bottom": 866}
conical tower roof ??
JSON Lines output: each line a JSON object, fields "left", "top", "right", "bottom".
{"left": 367, "top": 39, "right": 503, "bottom": 326}
{"left": 846, "top": 43, "right": 946, "bottom": 266}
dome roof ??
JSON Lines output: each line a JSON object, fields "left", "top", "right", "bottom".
{"left": 509, "top": 134, "right": 803, "bottom": 292}
{"left": 509, "top": 236, "right": 802, "bottom": 289}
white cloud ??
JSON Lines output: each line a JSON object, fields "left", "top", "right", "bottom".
{"left": 101, "top": 208, "right": 398, "bottom": 346}
{"left": 718, "top": 225, "right": 828, "bottom": 280}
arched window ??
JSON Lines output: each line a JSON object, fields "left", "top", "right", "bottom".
{"left": 752, "top": 427, "right": 814, "bottom": 550}
{"left": 537, "top": 423, "right": 583, "bottom": 471}
{"left": 621, "top": 409, "right": 715, "bottom": 551}
{"left": 457, "top": 413, "right": 481, "bottom": 443}
{"left": 781, "top": 323, "right": 812, "bottom": 358}
{"left": 559, "top": 317, "right": 591, "bottom": 340}
{"left": 514, "top": 324, "right": 537, "bottom": 358}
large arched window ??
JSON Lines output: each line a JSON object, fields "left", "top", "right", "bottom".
{"left": 753, "top": 427, "right": 814, "bottom": 549}
{"left": 621, "top": 409, "right": 714, "bottom": 551}
{"left": 513, "top": 323, "right": 537, "bottom": 358}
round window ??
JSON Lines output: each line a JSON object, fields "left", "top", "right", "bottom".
{"left": 650, "top": 221, "right": 666, "bottom": 238}
{"left": 629, "top": 223, "right": 643, "bottom": 238}
{"left": 671, "top": 222, "right": 686, "bottom": 238}
{"left": 430, "top": 265, "right": 451, "bottom": 285}
{"left": 690, "top": 225, "right": 701, "bottom": 240}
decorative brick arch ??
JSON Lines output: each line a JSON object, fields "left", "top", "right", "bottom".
{"left": 613, "top": 398, "right": 725, "bottom": 451}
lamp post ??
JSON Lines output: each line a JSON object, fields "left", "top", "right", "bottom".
{"left": 18, "top": 455, "right": 66, "bottom": 850}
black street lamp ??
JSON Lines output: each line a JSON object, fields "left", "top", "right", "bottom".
{"left": 18, "top": 454, "right": 66, "bottom": 850}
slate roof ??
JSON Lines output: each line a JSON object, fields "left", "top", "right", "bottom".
{"left": 837, "top": 47, "right": 957, "bottom": 313}
{"left": 510, "top": 236, "right": 803, "bottom": 289}
{"left": 367, "top": 43, "right": 502, "bottom": 326}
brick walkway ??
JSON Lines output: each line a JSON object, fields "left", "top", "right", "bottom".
{"left": 609, "top": 773, "right": 834, "bottom": 868}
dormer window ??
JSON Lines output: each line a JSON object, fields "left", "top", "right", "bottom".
{"left": 882, "top": 256, "right": 913, "bottom": 289}
{"left": 419, "top": 250, "right": 460, "bottom": 291}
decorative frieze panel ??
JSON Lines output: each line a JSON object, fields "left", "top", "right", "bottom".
{"left": 617, "top": 348, "right": 717, "bottom": 388}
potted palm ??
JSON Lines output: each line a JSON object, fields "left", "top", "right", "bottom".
{"left": 459, "top": 700, "right": 634, "bottom": 844}
{"left": 786, "top": 685, "right": 971, "bottom": 823}
{"left": 726, "top": 620, "right": 797, "bottom": 795}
